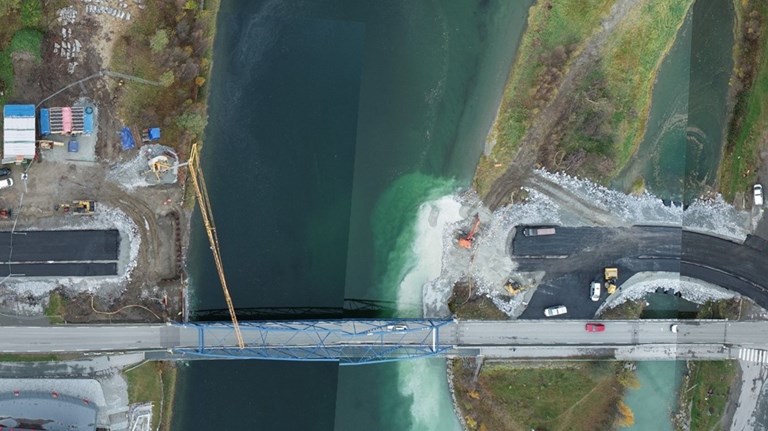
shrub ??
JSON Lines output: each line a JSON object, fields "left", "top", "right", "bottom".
{"left": 150, "top": 29, "right": 169, "bottom": 53}
{"left": 176, "top": 111, "right": 206, "bottom": 136}
{"left": 20, "top": 0, "right": 41, "bottom": 28}
{"left": 159, "top": 70, "right": 175, "bottom": 87}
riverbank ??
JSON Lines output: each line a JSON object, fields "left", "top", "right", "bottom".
{"left": 474, "top": 0, "right": 692, "bottom": 208}
{"left": 111, "top": 1, "right": 222, "bottom": 430}
{"left": 450, "top": 359, "right": 638, "bottom": 430}
{"left": 717, "top": 0, "right": 768, "bottom": 202}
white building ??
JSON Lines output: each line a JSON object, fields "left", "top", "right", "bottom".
{"left": 3, "top": 104, "right": 36, "bottom": 162}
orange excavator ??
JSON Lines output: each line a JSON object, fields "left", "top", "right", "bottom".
{"left": 458, "top": 215, "right": 481, "bottom": 249}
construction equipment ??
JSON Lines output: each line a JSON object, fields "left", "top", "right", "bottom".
{"left": 458, "top": 215, "right": 480, "bottom": 249}
{"left": 148, "top": 155, "right": 172, "bottom": 180}
{"left": 72, "top": 200, "right": 95, "bottom": 214}
{"left": 56, "top": 200, "right": 95, "bottom": 215}
{"left": 188, "top": 143, "right": 244, "bottom": 348}
{"left": 604, "top": 267, "right": 618, "bottom": 294}
{"left": 504, "top": 280, "right": 526, "bottom": 295}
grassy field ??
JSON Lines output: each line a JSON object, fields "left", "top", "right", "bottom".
{"left": 0, "top": 1, "right": 43, "bottom": 104}
{"left": 678, "top": 361, "right": 737, "bottom": 431}
{"left": 44, "top": 291, "right": 66, "bottom": 324}
{"left": 125, "top": 361, "right": 177, "bottom": 431}
{"left": 599, "top": 0, "right": 692, "bottom": 171}
{"left": 718, "top": 1, "right": 768, "bottom": 201}
{"left": 453, "top": 360, "right": 625, "bottom": 430}
{"left": 474, "top": 0, "right": 614, "bottom": 197}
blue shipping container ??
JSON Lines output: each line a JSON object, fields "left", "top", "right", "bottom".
{"left": 83, "top": 107, "right": 94, "bottom": 135}
{"left": 39, "top": 108, "right": 50, "bottom": 136}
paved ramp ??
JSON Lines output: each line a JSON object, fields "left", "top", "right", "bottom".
{"left": 0, "top": 230, "right": 120, "bottom": 277}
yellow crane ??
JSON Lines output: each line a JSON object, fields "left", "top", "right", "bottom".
{"left": 188, "top": 143, "right": 244, "bottom": 348}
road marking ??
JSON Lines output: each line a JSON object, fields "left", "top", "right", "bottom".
{"left": 738, "top": 348, "right": 768, "bottom": 364}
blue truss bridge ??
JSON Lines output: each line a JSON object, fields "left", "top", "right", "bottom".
{"left": 172, "top": 319, "right": 452, "bottom": 365}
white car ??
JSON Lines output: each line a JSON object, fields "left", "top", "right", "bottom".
{"left": 544, "top": 305, "right": 567, "bottom": 317}
{"left": 754, "top": 184, "right": 764, "bottom": 206}
{"left": 670, "top": 324, "right": 678, "bottom": 333}
{"left": 0, "top": 178, "right": 13, "bottom": 190}
{"left": 387, "top": 324, "right": 408, "bottom": 331}
{"left": 590, "top": 282, "right": 601, "bottom": 302}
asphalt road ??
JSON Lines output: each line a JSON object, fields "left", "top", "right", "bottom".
{"left": 2, "top": 320, "right": 767, "bottom": 360}
{"left": 512, "top": 226, "right": 768, "bottom": 319}
{"left": 0, "top": 230, "right": 119, "bottom": 276}
{"left": 0, "top": 230, "right": 119, "bottom": 262}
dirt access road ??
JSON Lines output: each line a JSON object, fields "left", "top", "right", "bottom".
{"left": 484, "top": 0, "right": 641, "bottom": 209}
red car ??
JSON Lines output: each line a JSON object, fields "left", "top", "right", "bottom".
{"left": 585, "top": 323, "right": 605, "bottom": 332}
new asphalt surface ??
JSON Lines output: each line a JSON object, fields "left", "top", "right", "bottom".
{"left": 0, "top": 230, "right": 119, "bottom": 276}
{"left": 512, "top": 226, "right": 768, "bottom": 320}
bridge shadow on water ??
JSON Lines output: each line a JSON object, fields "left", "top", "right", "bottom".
{"left": 191, "top": 298, "right": 399, "bottom": 322}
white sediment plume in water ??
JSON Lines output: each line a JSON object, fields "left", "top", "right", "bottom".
{"left": 393, "top": 196, "right": 463, "bottom": 431}
{"left": 396, "top": 195, "right": 463, "bottom": 314}
{"left": 423, "top": 169, "right": 755, "bottom": 318}
{"left": 397, "top": 359, "right": 462, "bottom": 431}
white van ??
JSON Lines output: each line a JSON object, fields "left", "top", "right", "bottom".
{"left": 754, "top": 184, "right": 763, "bottom": 206}
{"left": 544, "top": 305, "right": 567, "bottom": 317}
{"left": 0, "top": 178, "right": 13, "bottom": 190}
{"left": 590, "top": 282, "right": 601, "bottom": 302}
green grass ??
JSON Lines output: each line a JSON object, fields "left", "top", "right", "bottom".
{"left": 474, "top": 0, "right": 614, "bottom": 197}
{"left": 686, "top": 361, "right": 737, "bottom": 431}
{"left": 0, "top": 27, "right": 41, "bottom": 104}
{"left": 455, "top": 361, "right": 622, "bottom": 430}
{"left": 601, "top": 0, "right": 692, "bottom": 170}
{"left": 0, "top": 353, "right": 60, "bottom": 362}
{"left": 10, "top": 28, "right": 41, "bottom": 60}
{"left": 718, "top": 2, "right": 768, "bottom": 201}
{"left": 126, "top": 361, "right": 177, "bottom": 431}
{"left": 44, "top": 291, "right": 65, "bottom": 324}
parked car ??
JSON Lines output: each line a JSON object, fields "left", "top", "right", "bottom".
{"left": 543, "top": 305, "right": 567, "bottom": 317}
{"left": 0, "top": 178, "right": 13, "bottom": 190}
{"left": 0, "top": 168, "right": 10, "bottom": 178}
{"left": 670, "top": 324, "right": 678, "bottom": 333}
{"left": 590, "top": 281, "right": 601, "bottom": 302}
{"left": 754, "top": 184, "right": 764, "bottom": 206}
{"left": 585, "top": 323, "right": 605, "bottom": 332}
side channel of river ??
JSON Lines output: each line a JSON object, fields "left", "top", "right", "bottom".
{"left": 615, "top": 0, "right": 736, "bottom": 427}
{"left": 615, "top": 0, "right": 734, "bottom": 205}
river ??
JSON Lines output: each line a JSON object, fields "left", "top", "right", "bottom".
{"left": 614, "top": 0, "right": 734, "bottom": 205}
{"left": 172, "top": 0, "right": 533, "bottom": 429}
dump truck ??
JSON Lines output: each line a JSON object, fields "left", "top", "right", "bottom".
{"left": 604, "top": 267, "right": 618, "bottom": 294}
{"left": 523, "top": 226, "right": 556, "bottom": 236}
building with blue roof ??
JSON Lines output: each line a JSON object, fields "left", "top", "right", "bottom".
{"left": 3, "top": 104, "right": 36, "bottom": 161}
